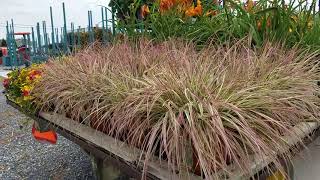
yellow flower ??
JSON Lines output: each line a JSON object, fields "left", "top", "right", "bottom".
{"left": 289, "top": 28, "right": 293, "bottom": 33}
{"left": 21, "top": 85, "right": 32, "bottom": 97}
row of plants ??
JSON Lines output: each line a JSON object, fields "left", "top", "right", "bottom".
{"left": 110, "top": 0, "right": 320, "bottom": 48}
{"left": 66, "top": 28, "right": 113, "bottom": 48}
{"left": 4, "top": 39, "right": 320, "bottom": 178}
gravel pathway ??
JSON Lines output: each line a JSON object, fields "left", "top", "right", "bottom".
{"left": 0, "top": 83, "right": 95, "bottom": 179}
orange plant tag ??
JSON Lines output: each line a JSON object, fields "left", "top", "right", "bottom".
{"left": 32, "top": 124, "right": 57, "bottom": 144}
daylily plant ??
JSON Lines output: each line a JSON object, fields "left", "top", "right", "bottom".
{"left": 114, "top": 0, "right": 320, "bottom": 48}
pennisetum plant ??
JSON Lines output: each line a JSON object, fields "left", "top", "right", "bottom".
{"left": 33, "top": 39, "right": 320, "bottom": 179}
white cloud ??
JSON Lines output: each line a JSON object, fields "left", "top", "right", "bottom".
{"left": 0, "top": 0, "right": 111, "bottom": 38}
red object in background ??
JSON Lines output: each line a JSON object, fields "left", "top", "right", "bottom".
{"left": 14, "top": 32, "right": 31, "bottom": 36}
{"left": 32, "top": 123, "right": 57, "bottom": 144}
{"left": 0, "top": 47, "right": 8, "bottom": 65}
{"left": 17, "top": 47, "right": 30, "bottom": 61}
{"left": 1, "top": 47, "right": 8, "bottom": 56}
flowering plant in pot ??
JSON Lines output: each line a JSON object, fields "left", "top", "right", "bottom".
{"left": 3, "top": 64, "right": 42, "bottom": 113}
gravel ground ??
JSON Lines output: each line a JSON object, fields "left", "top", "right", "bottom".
{"left": 0, "top": 83, "right": 95, "bottom": 179}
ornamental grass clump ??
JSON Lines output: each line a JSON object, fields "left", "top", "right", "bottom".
{"left": 33, "top": 39, "right": 320, "bottom": 179}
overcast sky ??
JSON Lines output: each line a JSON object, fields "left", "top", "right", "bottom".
{"left": 0, "top": 0, "right": 110, "bottom": 39}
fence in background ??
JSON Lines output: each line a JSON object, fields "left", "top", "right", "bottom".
{"left": 4, "top": 2, "right": 116, "bottom": 69}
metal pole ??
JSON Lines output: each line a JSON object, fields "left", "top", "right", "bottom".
{"left": 9, "top": 19, "right": 18, "bottom": 68}
{"left": 36, "top": 23, "right": 42, "bottom": 54}
{"left": 45, "top": 33, "right": 49, "bottom": 55}
{"left": 88, "top": 11, "right": 91, "bottom": 43}
{"left": 31, "top": 27, "right": 36, "bottom": 56}
{"left": 111, "top": 6, "right": 116, "bottom": 37}
{"left": 101, "top": 7, "right": 106, "bottom": 44}
{"left": 9, "top": 21, "right": 18, "bottom": 68}
{"left": 9, "top": 25, "right": 17, "bottom": 68}
{"left": 105, "top": 7, "right": 108, "bottom": 43}
{"left": 27, "top": 34, "right": 31, "bottom": 65}
{"left": 77, "top": 26, "right": 81, "bottom": 48}
{"left": 71, "top": 22, "right": 75, "bottom": 50}
{"left": 35, "top": 41, "right": 38, "bottom": 52}
{"left": 91, "top": 11, "right": 94, "bottom": 43}
{"left": 11, "top": 19, "right": 15, "bottom": 34}
{"left": 22, "top": 35, "right": 27, "bottom": 66}
{"left": 50, "top": 6, "right": 56, "bottom": 55}
{"left": 88, "top": 10, "right": 94, "bottom": 43}
{"left": 47, "top": 36, "right": 51, "bottom": 55}
{"left": 62, "top": 2, "right": 68, "bottom": 53}
{"left": 61, "top": 27, "right": 64, "bottom": 44}
{"left": 6, "top": 22, "right": 13, "bottom": 69}
{"left": 55, "top": 28, "right": 59, "bottom": 52}
{"left": 92, "top": 11, "right": 95, "bottom": 41}
{"left": 43, "top": 21, "right": 49, "bottom": 55}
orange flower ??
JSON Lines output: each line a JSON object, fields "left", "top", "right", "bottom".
{"left": 160, "top": 0, "right": 176, "bottom": 12}
{"left": 185, "top": 8, "right": 195, "bottom": 16}
{"left": 205, "top": 10, "right": 218, "bottom": 17}
{"left": 257, "top": 20, "right": 262, "bottom": 30}
{"left": 185, "top": 0, "right": 202, "bottom": 17}
{"left": 140, "top": 4, "right": 150, "bottom": 19}
{"left": 178, "top": 0, "right": 193, "bottom": 5}
{"left": 28, "top": 69, "right": 42, "bottom": 81}
{"left": 194, "top": 4, "right": 202, "bottom": 14}
{"left": 267, "top": 17, "right": 271, "bottom": 28}
{"left": 176, "top": 0, "right": 193, "bottom": 11}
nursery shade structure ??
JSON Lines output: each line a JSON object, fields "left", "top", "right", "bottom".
{"left": 2, "top": 0, "right": 116, "bottom": 68}
{"left": 0, "top": 0, "right": 111, "bottom": 38}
